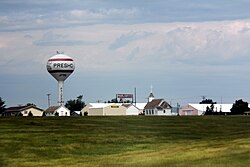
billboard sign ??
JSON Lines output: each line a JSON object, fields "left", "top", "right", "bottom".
{"left": 117, "top": 94, "right": 133, "bottom": 99}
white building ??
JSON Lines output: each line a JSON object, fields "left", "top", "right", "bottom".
{"left": 143, "top": 86, "right": 173, "bottom": 116}
{"left": 44, "top": 106, "right": 70, "bottom": 116}
{"left": 179, "top": 104, "right": 233, "bottom": 116}
{"left": 82, "top": 103, "right": 141, "bottom": 116}
{"left": 144, "top": 99, "right": 172, "bottom": 116}
{"left": 2, "top": 104, "right": 43, "bottom": 116}
{"left": 133, "top": 103, "right": 147, "bottom": 114}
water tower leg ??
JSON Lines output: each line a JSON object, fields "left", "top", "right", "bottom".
{"left": 58, "top": 81, "right": 64, "bottom": 106}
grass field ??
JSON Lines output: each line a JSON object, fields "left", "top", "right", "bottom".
{"left": 0, "top": 116, "right": 249, "bottom": 167}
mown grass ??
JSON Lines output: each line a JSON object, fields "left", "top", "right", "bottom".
{"left": 0, "top": 116, "right": 249, "bottom": 167}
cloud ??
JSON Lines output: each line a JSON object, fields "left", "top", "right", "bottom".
{"left": 109, "top": 31, "right": 153, "bottom": 50}
{"left": 70, "top": 9, "right": 104, "bottom": 19}
{"left": 33, "top": 31, "right": 102, "bottom": 46}
{"left": 0, "top": 39, "right": 7, "bottom": 48}
{"left": 2, "top": 19, "right": 250, "bottom": 75}
{"left": 0, "top": 7, "right": 140, "bottom": 32}
{"left": 127, "top": 47, "right": 140, "bottom": 61}
{"left": 70, "top": 8, "right": 138, "bottom": 19}
{"left": 2, "top": 1, "right": 250, "bottom": 32}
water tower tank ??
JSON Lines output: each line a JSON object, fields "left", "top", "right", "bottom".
{"left": 47, "top": 52, "right": 75, "bottom": 106}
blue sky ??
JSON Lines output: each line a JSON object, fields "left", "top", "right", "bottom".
{"left": 1, "top": 0, "right": 250, "bottom": 108}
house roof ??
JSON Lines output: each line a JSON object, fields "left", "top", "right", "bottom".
{"left": 5, "top": 104, "right": 43, "bottom": 113}
{"left": 45, "top": 106, "right": 60, "bottom": 113}
{"left": 144, "top": 99, "right": 171, "bottom": 110}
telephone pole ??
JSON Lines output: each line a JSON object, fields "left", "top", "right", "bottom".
{"left": 47, "top": 94, "right": 51, "bottom": 108}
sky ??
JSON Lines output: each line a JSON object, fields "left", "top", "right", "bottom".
{"left": 1, "top": 0, "right": 250, "bottom": 108}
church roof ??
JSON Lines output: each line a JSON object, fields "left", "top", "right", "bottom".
{"left": 144, "top": 99, "right": 171, "bottom": 110}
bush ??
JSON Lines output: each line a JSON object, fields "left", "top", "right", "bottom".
{"left": 28, "top": 111, "right": 33, "bottom": 117}
{"left": 139, "top": 112, "right": 145, "bottom": 116}
{"left": 84, "top": 112, "right": 88, "bottom": 116}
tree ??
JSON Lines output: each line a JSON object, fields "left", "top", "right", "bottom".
{"left": 28, "top": 111, "right": 33, "bottom": 117}
{"left": 110, "top": 98, "right": 118, "bottom": 103}
{"left": 231, "top": 99, "right": 249, "bottom": 115}
{"left": 0, "top": 97, "right": 6, "bottom": 115}
{"left": 65, "top": 95, "right": 86, "bottom": 113}
{"left": 200, "top": 99, "right": 216, "bottom": 104}
{"left": 205, "top": 104, "right": 214, "bottom": 115}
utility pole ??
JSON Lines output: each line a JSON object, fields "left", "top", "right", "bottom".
{"left": 134, "top": 87, "right": 137, "bottom": 107}
{"left": 47, "top": 94, "right": 51, "bottom": 108}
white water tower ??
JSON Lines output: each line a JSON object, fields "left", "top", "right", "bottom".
{"left": 47, "top": 52, "right": 75, "bottom": 106}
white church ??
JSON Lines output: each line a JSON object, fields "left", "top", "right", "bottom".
{"left": 143, "top": 87, "right": 174, "bottom": 116}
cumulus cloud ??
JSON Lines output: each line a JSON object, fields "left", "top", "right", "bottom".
{"left": 70, "top": 8, "right": 138, "bottom": 19}
{"left": 33, "top": 31, "right": 102, "bottom": 46}
{"left": 2, "top": 19, "right": 250, "bottom": 75}
{"left": 70, "top": 9, "right": 104, "bottom": 19}
{"left": 109, "top": 31, "right": 153, "bottom": 50}
{"left": 107, "top": 20, "right": 250, "bottom": 68}
{"left": 0, "top": 7, "right": 140, "bottom": 31}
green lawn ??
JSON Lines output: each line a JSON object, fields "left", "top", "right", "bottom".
{"left": 0, "top": 116, "right": 249, "bottom": 167}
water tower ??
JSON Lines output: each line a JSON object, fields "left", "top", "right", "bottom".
{"left": 47, "top": 51, "right": 75, "bottom": 106}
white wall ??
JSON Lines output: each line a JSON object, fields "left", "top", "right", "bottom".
{"left": 157, "top": 109, "right": 172, "bottom": 116}
{"left": 56, "top": 106, "right": 70, "bottom": 116}
{"left": 126, "top": 105, "right": 139, "bottom": 115}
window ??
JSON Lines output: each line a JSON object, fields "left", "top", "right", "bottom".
{"left": 24, "top": 111, "right": 28, "bottom": 114}
{"left": 163, "top": 110, "right": 165, "bottom": 113}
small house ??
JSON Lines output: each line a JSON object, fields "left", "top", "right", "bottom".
{"left": 2, "top": 104, "right": 44, "bottom": 116}
{"left": 44, "top": 106, "right": 70, "bottom": 116}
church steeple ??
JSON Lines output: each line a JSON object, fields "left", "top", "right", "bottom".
{"left": 148, "top": 85, "right": 155, "bottom": 102}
